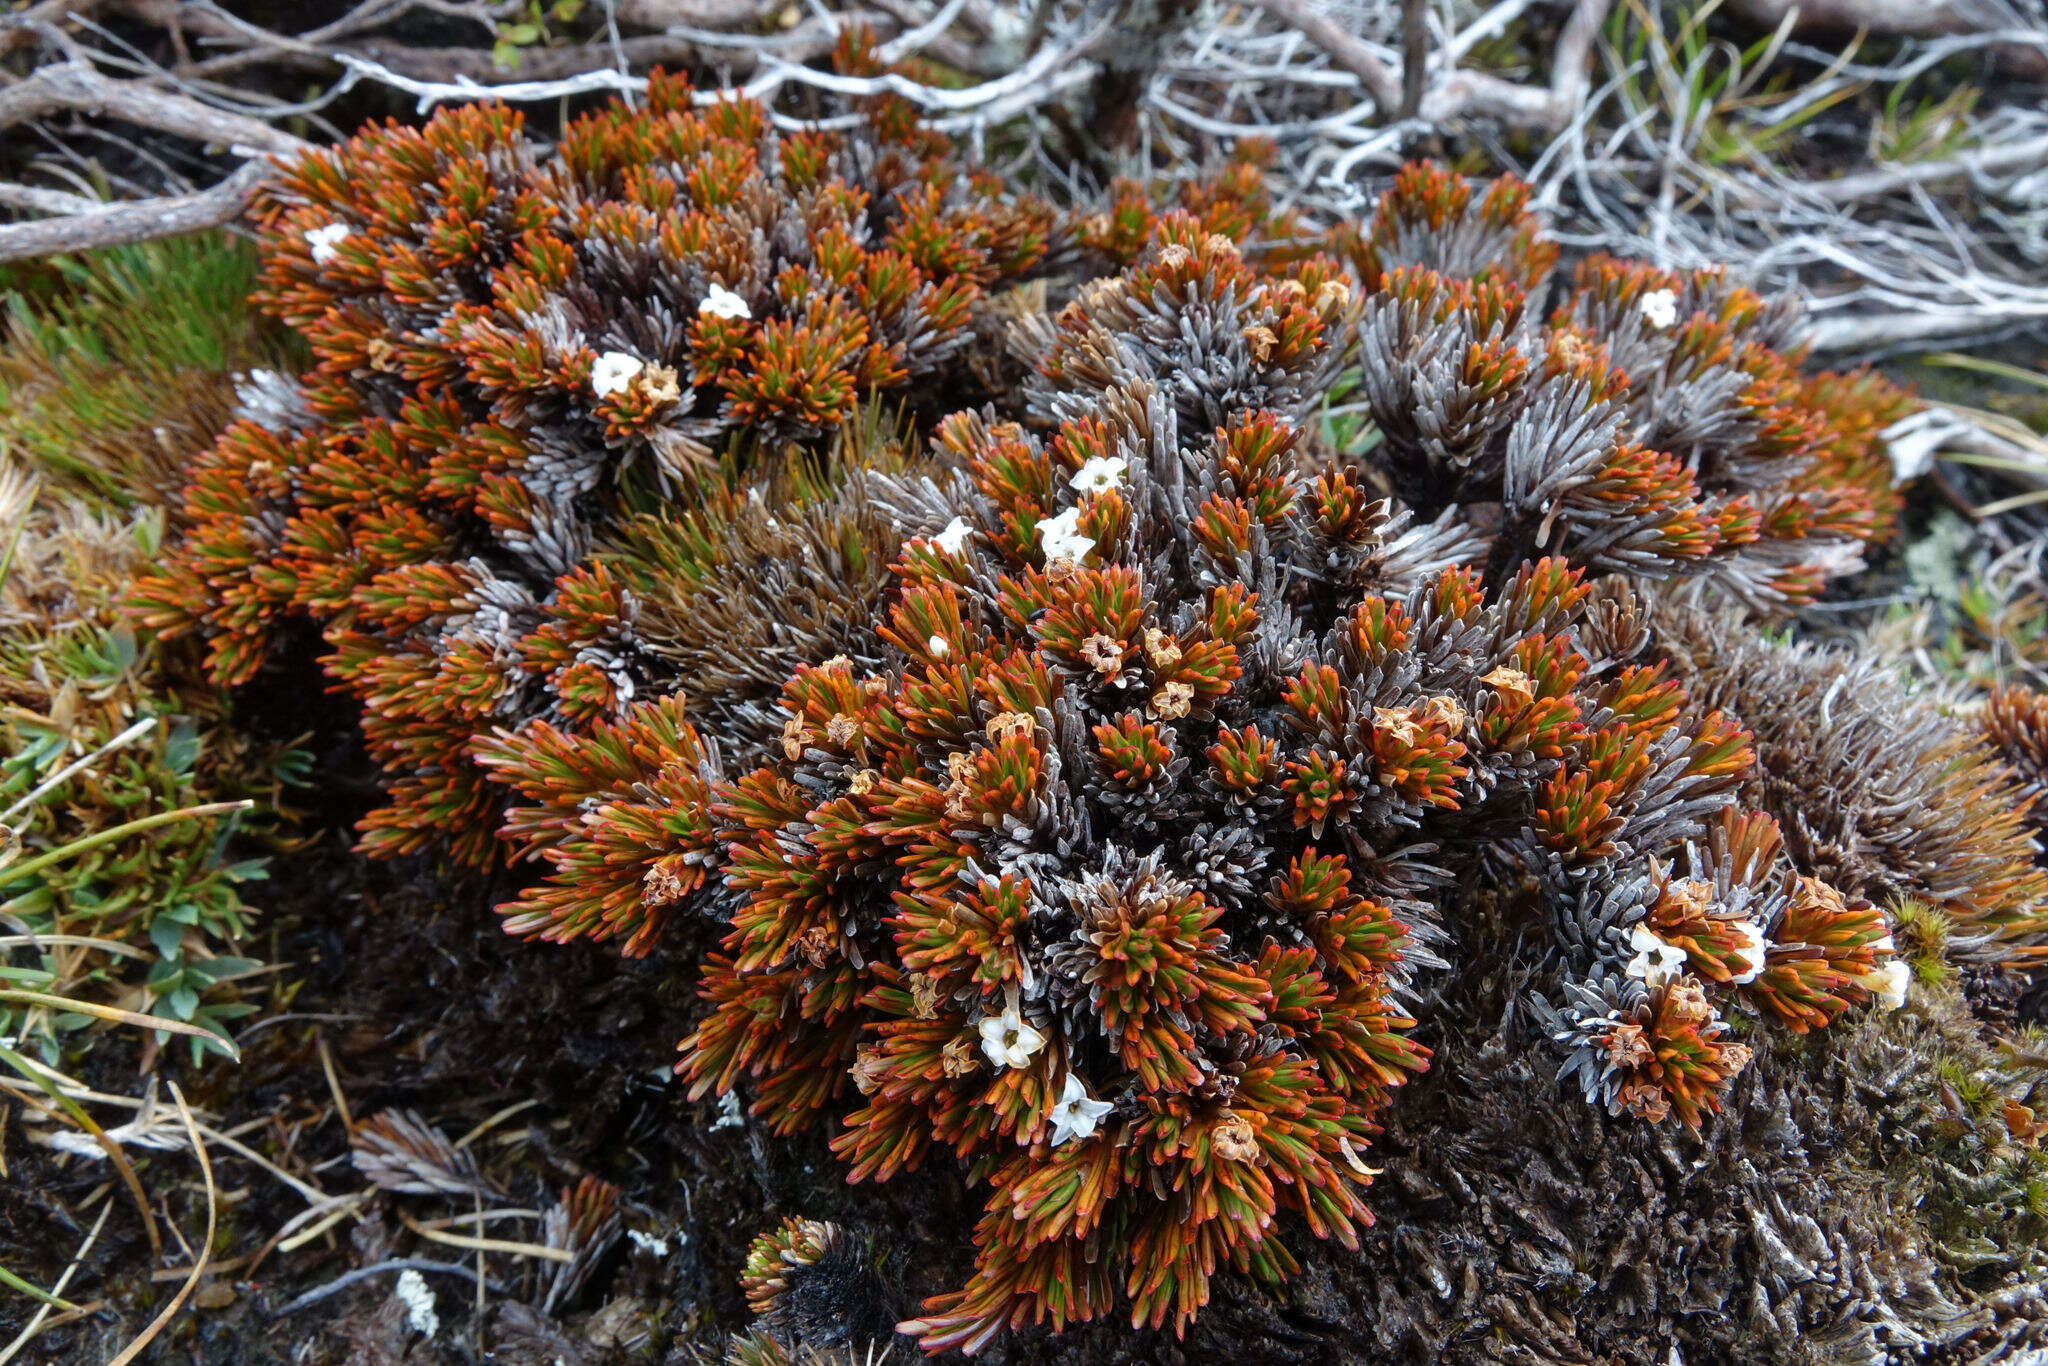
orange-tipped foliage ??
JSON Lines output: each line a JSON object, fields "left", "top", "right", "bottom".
{"left": 463, "top": 203, "right": 1917, "bottom": 1350}
{"left": 132, "top": 66, "right": 1060, "bottom": 864}
{"left": 131, "top": 128, "right": 1937, "bottom": 1353}
{"left": 1338, "top": 166, "right": 1912, "bottom": 604}
{"left": 473, "top": 210, "right": 1905, "bottom": 1341}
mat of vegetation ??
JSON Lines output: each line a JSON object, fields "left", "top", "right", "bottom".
{"left": 3, "top": 64, "right": 2048, "bottom": 1366}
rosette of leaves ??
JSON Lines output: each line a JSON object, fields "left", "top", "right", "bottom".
{"left": 737, "top": 1217, "right": 892, "bottom": 1354}
{"left": 1329, "top": 164, "right": 1913, "bottom": 603}
{"left": 1654, "top": 602, "right": 2048, "bottom": 965}
{"left": 475, "top": 223, "right": 1908, "bottom": 1351}
{"left": 1982, "top": 683, "right": 2048, "bottom": 823}
{"left": 133, "top": 56, "right": 1062, "bottom": 866}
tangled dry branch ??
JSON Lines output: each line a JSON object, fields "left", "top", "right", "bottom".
{"left": 2, "top": 0, "right": 2046, "bottom": 351}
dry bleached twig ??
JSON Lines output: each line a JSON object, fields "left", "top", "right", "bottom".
{"left": 0, "top": 0, "right": 1085, "bottom": 259}
{"left": 0, "top": 160, "right": 276, "bottom": 264}
{"left": 1132, "top": 0, "right": 2048, "bottom": 355}
{"left": 4, "top": 0, "right": 2045, "bottom": 353}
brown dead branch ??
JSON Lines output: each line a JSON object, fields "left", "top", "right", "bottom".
{"left": 1245, "top": 0, "right": 1614, "bottom": 129}
{"left": 0, "top": 61, "right": 308, "bottom": 156}
{"left": 1761, "top": 133, "right": 2048, "bottom": 208}
{"left": 0, "top": 160, "right": 273, "bottom": 264}
{"left": 105, "top": 0, "right": 895, "bottom": 86}
{"left": 611, "top": 0, "right": 789, "bottom": 26}
{"left": 1722, "top": 0, "right": 2048, "bottom": 74}
{"left": 0, "top": 0, "right": 109, "bottom": 59}
{"left": 1242, "top": 0, "right": 1405, "bottom": 112}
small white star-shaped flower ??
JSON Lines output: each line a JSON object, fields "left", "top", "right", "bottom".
{"left": 700, "top": 283, "right": 751, "bottom": 320}
{"left": 305, "top": 222, "right": 350, "bottom": 264}
{"left": 931, "top": 516, "right": 973, "bottom": 555}
{"left": 1726, "top": 919, "right": 1767, "bottom": 985}
{"left": 1869, "top": 958, "right": 1910, "bottom": 1011}
{"left": 1638, "top": 288, "right": 1679, "bottom": 330}
{"left": 1069, "top": 455, "right": 1128, "bottom": 494}
{"left": 1625, "top": 924, "right": 1689, "bottom": 987}
{"left": 1047, "top": 1072, "right": 1114, "bottom": 1147}
{"left": 978, "top": 1006, "right": 1045, "bottom": 1070}
{"left": 591, "top": 351, "right": 644, "bottom": 398}
{"left": 1035, "top": 506, "right": 1095, "bottom": 565}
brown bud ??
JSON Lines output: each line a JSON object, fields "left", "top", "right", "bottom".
{"left": 1656, "top": 877, "right": 1717, "bottom": 927}
{"left": 944, "top": 783, "right": 974, "bottom": 823}
{"left": 851, "top": 1048, "right": 889, "bottom": 1096}
{"left": 1549, "top": 328, "right": 1594, "bottom": 373}
{"left": 1601, "top": 1020, "right": 1654, "bottom": 1071}
{"left": 941, "top": 1034, "right": 980, "bottom": 1077}
{"left": 1152, "top": 680, "right": 1195, "bottom": 720}
{"left": 1210, "top": 1110, "right": 1261, "bottom": 1163}
{"left": 1618, "top": 1077, "right": 1671, "bottom": 1124}
{"left": 636, "top": 362, "right": 681, "bottom": 406}
{"left": 642, "top": 857, "right": 687, "bottom": 908}
{"left": 1081, "top": 633, "right": 1124, "bottom": 676}
{"left": 797, "top": 924, "right": 835, "bottom": 968}
{"left": 1417, "top": 694, "right": 1466, "bottom": 733}
{"left": 985, "top": 711, "right": 1034, "bottom": 742}
{"left": 1664, "top": 977, "right": 1714, "bottom": 1025}
{"left": 1480, "top": 665, "right": 1537, "bottom": 708}
{"left": 1373, "top": 705, "right": 1425, "bottom": 745}
{"left": 1142, "top": 627, "right": 1182, "bottom": 668}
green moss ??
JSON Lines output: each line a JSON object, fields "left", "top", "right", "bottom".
{"left": 0, "top": 232, "right": 302, "bottom": 506}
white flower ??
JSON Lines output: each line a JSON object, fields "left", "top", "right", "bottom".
{"left": 1069, "top": 455, "right": 1128, "bottom": 494}
{"left": 710, "top": 1090, "right": 745, "bottom": 1130}
{"left": 304, "top": 222, "right": 350, "bottom": 264}
{"left": 1034, "top": 506, "right": 1095, "bottom": 565}
{"left": 700, "top": 283, "right": 751, "bottom": 320}
{"left": 931, "top": 516, "right": 973, "bottom": 555}
{"left": 1625, "top": 924, "right": 1689, "bottom": 987}
{"left": 394, "top": 1268, "right": 439, "bottom": 1339}
{"left": 1638, "top": 288, "right": 1679, "bottom": 330}
{"left": 1869, "top": 958, "right": 1910, "bottom": 1011}
{"left": 928, "top": 634, "right": 950, "bottom": 657}
{"left": 1727, "top": 919, "right": 1767, "bottom": 985}
{"left": 591, "top": 350, "right": 644, "bottom": 398}
{"left": 978, "top": 1006, "right": 1046, "bottom": 1070}
{"left": 1047, "top": 1072, "right": 1114, "bottom": 1147}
